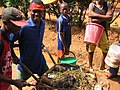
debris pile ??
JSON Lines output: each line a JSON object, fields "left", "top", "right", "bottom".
{"left": 41, "top": 64, "right": 97, "bottom": 90}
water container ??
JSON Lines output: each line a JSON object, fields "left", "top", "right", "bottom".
{"left": 59, "top": 57, "right": 77, "bottom": 65}
{"left": 105, "top": 43, "right": 120, "bottom": 68}
{"left": 59, "top": 51, "right": 77, "bottom": 65}
{"left": 84, "top": 23, "right": 104, "bottom": 45}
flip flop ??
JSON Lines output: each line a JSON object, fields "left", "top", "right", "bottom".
{"left": 100, "top": 69, "right": 109, "bottom": 73}
{"left": 89, "top": 68, "right": 94, "bottom": 72}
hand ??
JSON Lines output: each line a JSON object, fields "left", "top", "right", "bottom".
{"left": 64, "top": 47, "right": 69, "bottom": 55}
{"left": 26, "top": 80, "right": 42, "bottom": 90}
{"left": 35, "top": 82, "right": 42, "bottom": 90}
{"left": 106, "top": 11, "right": 113, "bottom": 17}
{"left": 105, "top": 14, "right": 112, "bottom": 21}
{"left": 28, "top": 80, "right": 37, "bottom": 90}
{"left": 13, "top": 79, "right": 27, "bottom": 89}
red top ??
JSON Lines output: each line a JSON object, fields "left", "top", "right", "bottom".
{"left": 0, "top": 34, "right": 12, "bottom": 90}
{"left": 29, "top": 3, "right": 44, "bottom": 11}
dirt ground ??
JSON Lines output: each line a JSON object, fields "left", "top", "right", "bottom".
{"left": 0, "top": 6, "right": 120, "bottom": 90}
{"left": 11, "top": 13, "right": 120, "bottom": 90}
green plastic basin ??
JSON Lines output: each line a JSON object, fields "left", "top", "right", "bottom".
{"left": 59, "top": 57, "right": 77, "bottom": 65}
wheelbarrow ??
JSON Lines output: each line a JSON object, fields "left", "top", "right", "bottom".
{"left": 40, "top": 63, "right": 82, "bottom": 90}
{"left": 59, "top": 51, "right": 77, "bottom": 66}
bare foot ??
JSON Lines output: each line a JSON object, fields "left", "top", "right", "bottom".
{"left": 100, "top": 67, "right": 106, "bottom": 70}
{"left": 105, "top": 72, "right": 117, "bottom": 79}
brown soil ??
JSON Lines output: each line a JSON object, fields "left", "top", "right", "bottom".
{"left": 0, "top": 6, "right": 120, "bottom": 90}
{"left": 12, "top": 14, "right": 120, "bottom": 90}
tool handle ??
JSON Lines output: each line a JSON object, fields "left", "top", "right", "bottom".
{"left": 60, "top": 51, "right": 76, "bottom": 59}
{"left": 19, "top": 62, "right": 39, "bottom": 82}
{"left": 42, "top": 44, "right": 56, "bottom": 65}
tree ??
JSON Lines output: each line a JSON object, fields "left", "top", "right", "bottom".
{"left": 2, "top": 0, "right": 30, "bottom": 18}
{"left": 1, "top": 0, "right": 120, "bottom": 27}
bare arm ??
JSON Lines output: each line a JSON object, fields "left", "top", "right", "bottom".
{"left": 0, "top": 74, "right": 15, "bottom": 85}
{"left": 87, "top": 3, "right": 112, "bottom": 19}
{"left": 87, "top": 3, "right": 100, "bottom": 17}
{"left": 0, "top": 74, "right": 26, "bottom": 89}
{"left": 105, "top": 2, "right": 113, "bottom": 21}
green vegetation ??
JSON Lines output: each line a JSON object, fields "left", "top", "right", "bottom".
{"left": 1, "top": 0, "right": 120, "bottom": 27}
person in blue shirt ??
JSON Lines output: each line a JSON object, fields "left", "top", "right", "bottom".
{"left": 56, "top": 2, "right": 72, "bottom": 63}
{"left": 12, "top": 0, "right": 49, "bottom": 80}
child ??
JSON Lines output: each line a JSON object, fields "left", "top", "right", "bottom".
{"left": 86, "top": 0, "right": 112, "bottom": 71}
{"left": 56, "top": 2, "right": 72, "bottom": 63}
{"left": 105, "top": 42, "right": 120, "bottom": 78}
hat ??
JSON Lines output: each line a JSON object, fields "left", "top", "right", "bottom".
{"left": 29, "top": 0, "right": 44, "bottom": 11}
{"left": 2, "top": 7, "right": 28, "bottom": 26}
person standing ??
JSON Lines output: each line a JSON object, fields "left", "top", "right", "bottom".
{"left": 56, "top": 2, "right": 72, "bottom": 63}
{"left": 86, "top": 0, "right": 112, "bottom": 71}
{"left": 0, "top": 7, "right": 28, "bottom": 90}
{"left": 12, "top": 0, "right": 49, "bottom": 80}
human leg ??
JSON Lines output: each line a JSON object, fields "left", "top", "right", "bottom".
{"left": 99, "top": 31, "right": 109, "bottom": 70}
{"left": 100, "top": 52, "right": 107, "bottom": 70}
{"left": 57, "top": 50, "right": 63, "bottom": 63}
{"left": 57, "top": 40, "right": 64, "bottom": 63}
{"left": 86, "top": 44, "right": 96, "bottom": 69}
{"left": 106, "top": 67, "right": 119, "bottom": 78}
{"left": 88, "top": 51, "right": 94, "bottom": 69}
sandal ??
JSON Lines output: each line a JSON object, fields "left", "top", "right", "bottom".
{"left": 100, "top": 69, "right": 109, "bottom": 73}
{"left": 89, "top": 68, "right": 94, "bottom": 72}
